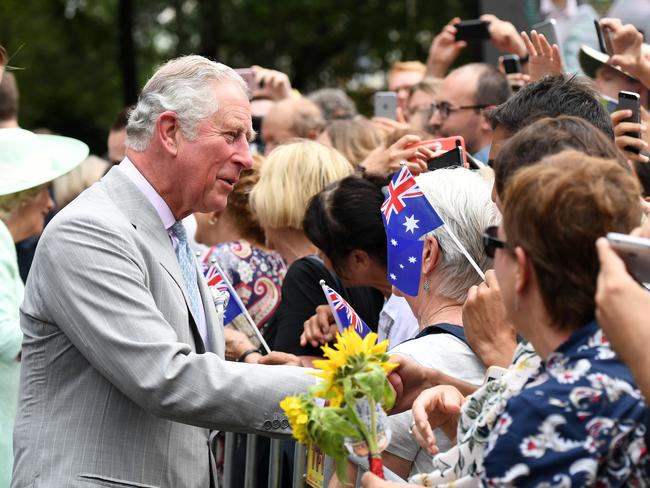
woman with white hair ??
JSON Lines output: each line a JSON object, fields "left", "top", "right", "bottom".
{"left": 0, "top": 127, "right": 87, "bottom": 485}
{"left": 380, "top": 167, "right": 500, "bottom": 478}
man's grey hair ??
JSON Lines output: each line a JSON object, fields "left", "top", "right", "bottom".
{"left": 416, "top": 167, "right": 500, "bottom": 302}
{"left": 126, "top": 55, "right": 247, "bottom": 151}
{"left": 307, "top": 88, "right": 357, "bottom": 122}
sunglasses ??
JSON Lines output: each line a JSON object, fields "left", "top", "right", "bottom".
{"left": 483, "top": 225, "right": 511, "bottom": 258}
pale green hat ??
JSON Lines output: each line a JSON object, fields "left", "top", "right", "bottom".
{"left": 0, "top": 127, "right": 89, "bottom": 196}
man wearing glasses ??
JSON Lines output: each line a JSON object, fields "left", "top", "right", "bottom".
{"left": 428, "top": 63, "right": 511, "bottom": 163}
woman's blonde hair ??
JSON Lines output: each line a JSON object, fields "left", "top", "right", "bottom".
{"left": 323, "top": 116, "right": 384, "bottom": 166}
{"left": 250, "top": 139, "right": 354, "bottom": 229}
{"left": 0, "top": 184, "right": 47, "bottom": 221}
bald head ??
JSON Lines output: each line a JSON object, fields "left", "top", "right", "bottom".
{"left": 261, "top": 97, "right": 325, "bottom": 155}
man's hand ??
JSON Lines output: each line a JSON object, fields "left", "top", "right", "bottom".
{"left": 482, "top": 14, "right": 526, "bottom": 57}
{"left": 521, "top": 30, "right": 563, "bottom": 82}
{"left": 462, "top": 270, "right": 517, "bottom": 368}
{"left": 595, "top": 237, "right": 650, "bottom": 398}
{"left": 224, "top": 327, "right": 258, "bottom": 362}
{"left": 600, "top": 18, "right": 650, "bottom": 85}
{"left": 611, "top": 107, "right": 650, "bottom": 163}
{"left": 387, "top": 355, "right": 439, "bottom": 413}
{"left": 361, "top": 135, "right": 437, "bottom": 177}
{"left": 300, "top": 304, "right": 337, "bottom": 348}
{"left": 426, "top": 17, "right": 467, "bottom": 78}
{"left": 251, "top": 65, "right": 292, "bottom": 100}
{"left": 371, "top": 113, "right": 409, "bottom": 137}
{"left": 411, "top": 385, "right": 464, "bottom": 455}
{"left": 258, "top": 351, "right": 303, "bottom": 366}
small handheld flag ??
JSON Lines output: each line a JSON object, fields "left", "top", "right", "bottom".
{"left": 319, "top": 280, "right": 371, "bottom": 338}
{"left": 201, "top": 257, "right": 270, "bottom": 353}
{"left": 381, "top": 165, "right": 444, "bottom": 295}
{"left": 381, "top": 165, "right": 485, "bottom": 296}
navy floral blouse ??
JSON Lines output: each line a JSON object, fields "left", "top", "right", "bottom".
{"left": 482, "top": 321, "right": 649, "bottom": 486}
{"left": 202, "top": 240, "right": 286, "bottom": 334}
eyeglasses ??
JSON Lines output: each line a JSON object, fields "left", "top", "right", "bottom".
{"left": 430, "top": 101, "right": 492, "bottom": 119}
{"left": 483, "top": 225, "right": 511, "bottom": 258}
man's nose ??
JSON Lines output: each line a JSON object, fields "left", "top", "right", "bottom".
{"left": 428, "top": 109, "right": 443, "bottom": 128}
{"left": 237, "top": 139, "right": 254, "bottom": 169}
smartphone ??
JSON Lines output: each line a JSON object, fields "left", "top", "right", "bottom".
{"left": 502, "top": 54, "right": 522, "bottom": 74}
{"left": 618, "top": 90, "right": 641, "bottom": 154}
{"left": 594, "top": 20, "right": 614, "bottom": 56}
{"left": 427, "top": 146, "right": 464, "bottom": 171}
{"left": 374, "top": 91, "right": 398, "bottom": 120}
{"left": 234, "top": 68, "right": 256, "bottom": 94}
{"left": 454, "top": 19, "right": 491, "bottom": 41}
{"left": 414, "top": 136, "right": 468, "bottom": 169}
{"left": 607, "top": 232, "right": 650, "bottom": 284}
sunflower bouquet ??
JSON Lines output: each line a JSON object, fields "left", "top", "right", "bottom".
{"left": 280, "top": 327, "right": 398, "bottom": 482}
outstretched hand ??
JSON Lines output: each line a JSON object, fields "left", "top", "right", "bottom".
{"left": 521, "top": 30, "right": 563, "bottom": 82}
{"left": 411, "top": 385, "right": 464, "bottom": 455}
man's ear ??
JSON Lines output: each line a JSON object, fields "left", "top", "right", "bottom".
{"left": 422, "top": 235, "right": 441, "bottom": 274}
{"left": 514, "top": 246, "right": 530, "bottom": 293}
{"left": 479, "top": 107, "right": 495, "bottom": 133}
{"left": 156, "top": 111, "right": 181, "bottom": 156}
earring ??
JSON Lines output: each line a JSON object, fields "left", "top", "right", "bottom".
{"left": 209, "top": 216, "right": 217, "bottom": 226}
{"left": 423, "top": 279, "right": 430, "bottom": 294}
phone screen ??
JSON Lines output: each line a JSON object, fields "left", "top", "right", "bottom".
{"left": 619, "top": 90, "right": 641, "bottom": 154}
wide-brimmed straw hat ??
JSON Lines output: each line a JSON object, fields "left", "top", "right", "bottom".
{"left": 578, "top": 44, "right": 638, "bottom": 82}
{"left": 0, "top": 127, "right": 89, "bottom": 196}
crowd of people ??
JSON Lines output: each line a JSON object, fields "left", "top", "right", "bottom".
{"left": 3, "top": 3, "right": 650, "bottom": 488}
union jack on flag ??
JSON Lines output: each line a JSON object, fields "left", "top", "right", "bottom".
{"left": 380, "top": 165, "right": 424, "bottom": 224}
{"left": 203, "top": 264, "right": 229, "bottom": 294}
{"left": 320, "top": 281, "right": 371, "bottom": 338}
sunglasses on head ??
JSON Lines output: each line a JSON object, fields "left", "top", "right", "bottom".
{"left": 483, "top": 225, "right": 512, "bottom": 258}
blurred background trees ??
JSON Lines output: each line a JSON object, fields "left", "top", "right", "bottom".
{"left": 0, "top": 0, "right": 486, "bottom": 154}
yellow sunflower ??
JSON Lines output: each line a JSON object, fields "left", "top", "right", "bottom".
{"left": 310, "top": 328, "right": 397, "bottom": 406}
{"left": 280, "top": 395, "right": 311, "bottom": 444}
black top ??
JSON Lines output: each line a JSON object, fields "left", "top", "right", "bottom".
{"left": 265, "top": 256, "right": 384, "bottom": 356}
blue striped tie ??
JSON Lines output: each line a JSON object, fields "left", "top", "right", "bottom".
{"left": 170, "top": 221, "right": 201, "bottom": 320}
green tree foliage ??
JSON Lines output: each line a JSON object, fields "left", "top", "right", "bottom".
{"left": 0, "top": 0, "right": 475, "bottom": 154}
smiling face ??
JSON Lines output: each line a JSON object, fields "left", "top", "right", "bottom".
{"left": 173, "top": 82, "right": 254, "bottom": 216}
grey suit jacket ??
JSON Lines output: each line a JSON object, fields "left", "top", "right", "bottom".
{"left": 11, "top": 168, "right": 314, "bottom": 488}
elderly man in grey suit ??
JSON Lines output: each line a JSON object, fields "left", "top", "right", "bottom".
{"left": 11, "top": 56, "right": 314, "bottom": 488}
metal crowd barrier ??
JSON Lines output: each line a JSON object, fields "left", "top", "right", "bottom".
{"left": 218, "top": 432, "right": 406, "bottom": 488}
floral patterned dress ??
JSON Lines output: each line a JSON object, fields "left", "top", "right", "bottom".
{"left": 409, "top": 342, "right": 540, "bottom": 487}
{"left": 202, "top": 240, "right": 286, "bottom": 334}
{"left": 482, "top": 321, "right": 649, "bottom": 486}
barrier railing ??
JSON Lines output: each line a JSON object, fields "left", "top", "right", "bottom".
{"left": 218, "top": 433, "right": 406, "bottom": 487}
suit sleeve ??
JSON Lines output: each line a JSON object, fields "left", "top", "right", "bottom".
{"left": 26, "top": 213, "right": 314, "bottom": 434}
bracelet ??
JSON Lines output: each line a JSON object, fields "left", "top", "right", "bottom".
{"left": 237, "top": 348, "right": 262, "bottom": 362}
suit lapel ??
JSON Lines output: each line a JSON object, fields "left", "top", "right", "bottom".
{"left": 101, "top": 167, "right": 207, "bottom": 353}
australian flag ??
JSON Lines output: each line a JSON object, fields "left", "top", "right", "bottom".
{"left": 319, "top": 281, "right": 372, "bottom": 338}
{"left": 201, "top": 258, "right": 246, "bottom": 325}
{"left": 381, "top": 165, "right": 444, "bottom": 296}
